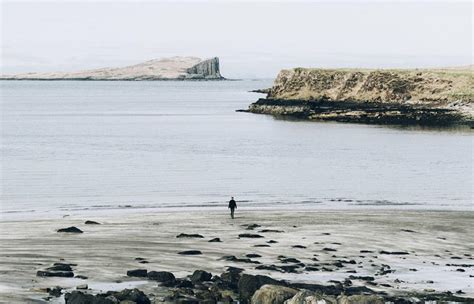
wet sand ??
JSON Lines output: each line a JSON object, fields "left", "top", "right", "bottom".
{"left": 0, "top": 209, "right": 472, "bottom": 303}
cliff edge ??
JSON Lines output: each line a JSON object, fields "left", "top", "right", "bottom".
{"left": 0, "top": 57, "right": 224, "bottom": 80}
{"left": 246, "top": 67, "right": 473, "bottom": 126}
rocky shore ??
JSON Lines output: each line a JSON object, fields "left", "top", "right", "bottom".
{"left": 0, "top": 57, "right": 224, "bottom": 81}
{"left": 242, "top": 67, "right": 473, "bottom": 126}
{"left": 0, "top": 210, "right": 472, "bottom": 303}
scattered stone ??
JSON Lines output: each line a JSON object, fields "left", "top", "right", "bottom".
{"left": 379, "top": 250, "right": 409, "bottom": 255}
{"left": 57, "top": 226, "right": 83, "bottom": 233}
{"left": 239, "top": 233, "right": 264, "bottom": 238}
{"left": 176, "top": 233, "right": 204, "bottom": 238}
{"left": 85, "top": 220, "right": 100, "bottom": 225}
{"left": 190, "top": 270, "right": 212, "bottom": 283}
{"left": 267, "top": 240, "right": 278, "bottom": 244}
{"left": 244, "top": 224, "right": 262, "bottom": 230}
{"left": 246, "top": 253, "right": 262, "bottom": 258}
{"left": 47, "top": 286, "right": 62, "bottom": 297}
{"left": 209, "top": 238, "right": 222, "bottom": 242}
{"left": 291, "top": 245, "right": 306, "bottom": 249}
{"left": 238, "top": 274, "right": 282, "bottom": 304}
{"left": 126, "top": 269, "right": 147, "bottom": 277}
{"left": 254, "top": 244, "right": 271, "bottom": 247}
{"left": 178, "top": 250, "right": 202, "bottom": 255}
{"left": 400, "top": 229, "right": 416, "bottom": 233}
{"left": 75, "top": 275, "right": 88, "bottom": 280}
{"left": 251, "top": 284, "right": 298, "bottom": 304}
{"left": 76, "top": 284, "right": 88, "bottom": 290}
{"left": 456, "top": 268, "right": 466, "bottom": 272}
{"left": 148, "top": 271, "right": 176, "bottom": 283}
{"left": 259, "top": 229, "right": 284, "bottom": 233}
{"left": 37, "top": 270, "right": 74, "bottom": 278}
{"left": 323, "top": 247, "right": 337, "bottom": 252}
{"left": 360, "top": 250, "right": 374, "bottom": 253}
{"left": 348, "top": 275, "right": 375, "bottom": 282}
{"left": 47, "top": 264, "right": 73, "bottom": 272}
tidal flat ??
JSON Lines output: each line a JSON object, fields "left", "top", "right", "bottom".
{"left": 0, "top": 209, "right": 472, "bottom": 302}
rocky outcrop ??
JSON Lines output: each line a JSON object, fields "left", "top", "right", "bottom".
{"left": 244, "top": 67, "right": 473, "bottom": 126}
{"left": 1, "top": 56, "right": 224, "bottom": 80}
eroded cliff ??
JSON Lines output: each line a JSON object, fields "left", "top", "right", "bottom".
{"left": 246, "top": 67, "right": 473, "bottom": 126}
{"left": 1, "top": 57, "right": 224, "bottom": 80}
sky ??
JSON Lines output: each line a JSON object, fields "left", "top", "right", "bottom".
{"left": 1, "top": 0, "right": 472, "bottom": 78}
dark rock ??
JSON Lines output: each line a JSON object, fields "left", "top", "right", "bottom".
{"left": 220, "top": 268, "right": 243, "bottom": 290}
{"left": 379, "top": 250, "right": 409, "bottom": 255}
{"left": 110, "top": 288, "right": 151, "bottom": 304}
{"left": 238, "top": 274, "right": 282, "bottom": 304}
{"left": 47, "top": 264, "right": 73, "bottom": 271}
{"left": 246, "top": 253, "right": 262, "bottom": 258}
{"left": 243, "top": 224, "right": 261, "bottom": 230}
{"left": 208, "top": 238, "right": 222, "bottom": 242}
{"left": 291, "top": 245, "right": 306, "bottom": 249}
{"left": 175, "top": 278, "right": 194, "bottom": 288}
{"left": 254, "top": 244, "right": 271, "bottom": 247}
{"left": 267, "top": 240, "right": 278, "bottom": 244}
{"left": 239, "top": 233, "right": 264, "bottom": 238}
{"left": 85, "top": 220, "right": 100, "bottom": 225}
{"left": 178, "top": 250, "right": 202, "bottom": 255}
{"left": 279, "top": 257, "right": 301, "bottom": 264}
{"left": 259, "top": 229, "right": 284, "bottom": 233}
{"left": 75, "top": 275, "right": 88, "bottom": 279}
{"left": 47, "top": 286, "right": 62, "bottom": 297}
{"left": 401, "top": 229, "right": 416, "bottom": 233}
{"left": 191, "top": 270, "right": 212, "bottom": 283}
{"left": 322, "top": 247, "right": 337, "bottom": 252}
{"left": 256, "top": 264, "right": 281, "bottom": 272}
{"left": 65, "top": 291, "right": 114, "bottom": 304}
{"left": 176, "top": 233, "right": 204, "bottom": 238}
{"left": 349, "top": 275, "right": 375, "bottom": 281}
{"left": 57, "top": 226, "right": 83, "bottom": 233}
{"left": 126, "top": 269, "right": 147, "bottom": 277}
{"left": 37, "top": 270, "right": 74, "bottom": 278}
{"left": 147, "top": 271, "right": 175, "bottom": 283}
{"left": 360, "top": 250, "right": 374, "bottom": 253}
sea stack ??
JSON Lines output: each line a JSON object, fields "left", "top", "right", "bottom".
{"left": 244, "top": 67, "right": 473, "bottom": 126}
{"left": 0, "top": 56, "right": 224, "bottom": 81}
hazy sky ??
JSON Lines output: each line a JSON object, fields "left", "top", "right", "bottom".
{"left": 1, "top": 0, "right": 472, "bottom": 78}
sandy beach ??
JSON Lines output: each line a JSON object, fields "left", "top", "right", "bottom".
{"left": 0, "top": 209, "right": 472, "bottom": 303}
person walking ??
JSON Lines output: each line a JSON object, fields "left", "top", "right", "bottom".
{"left": 228, "top": 197, "right": 237, "bottom": 219}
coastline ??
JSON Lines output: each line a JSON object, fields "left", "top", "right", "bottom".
{"left": 1, "top": 209, "right": 472, "bottom": 302}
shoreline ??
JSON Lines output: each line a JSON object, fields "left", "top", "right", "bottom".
{"left": 0, "top": 209, "right": 472, "bottom": 302}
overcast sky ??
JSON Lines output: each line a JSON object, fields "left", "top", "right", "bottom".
{"left": 1, "top": 1, "right": 472, "bottom": 78}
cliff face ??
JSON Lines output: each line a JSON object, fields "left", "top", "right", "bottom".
{"left": 186, "top": 57, "right": 222, "bottom": 79}
{"left": 0, "top": 56, "right": 224, "bottom": 80}
{"left": 247, "top": 67, "right": 473, "bottom": 126}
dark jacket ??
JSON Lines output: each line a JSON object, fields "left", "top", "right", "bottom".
{"left": 228, "top": 199, "right": 237, "bottom": 209}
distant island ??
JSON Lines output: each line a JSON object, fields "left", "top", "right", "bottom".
{"left": 0, "top": 56, "right": 224, "bottom": 80}
{"left": 243, "top": 66, "right": 473, "bottom": 126}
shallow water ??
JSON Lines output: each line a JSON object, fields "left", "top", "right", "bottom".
{"left": 1, "top": 80, "right": 472, "bottom": 216}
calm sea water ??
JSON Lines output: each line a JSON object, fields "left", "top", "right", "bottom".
{"left": 1, "top": 80, "right": 473, "bottom": 216}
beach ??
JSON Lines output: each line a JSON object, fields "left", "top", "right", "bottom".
{"left": 0, "top": 209, "right": 472, "bottom": 303}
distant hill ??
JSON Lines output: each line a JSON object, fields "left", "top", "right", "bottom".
{"left": 0, "top": 57, "right": 224, "bottom": 80}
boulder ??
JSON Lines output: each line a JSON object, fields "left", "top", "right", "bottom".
{"left": 208, "top": 238, "right": 222, "bottom": 242}
{"left": 238, "top": 274, "right": 282, "bottom": 304}
{"left": 251, "top": 284, "right": 298, "bottom": 304}
{"left": 147, "top": 271, "right": 175, "bottom": 283}
{"left": 57, "top": 226, "right": 83, "bottom": 233}
{"left": 76, "top": 284, "right": 88, "bottom": 290}
{"left": 178, "top": 250, "right": 202, "bottom": 255}
{"left": 239, "top": 234, "right": 264, "bottom": 238}
{"left": 46, "top": 286, "right": 62, "bottom": 297}
{"left": 190, "top": 270, "right": 212, "bottom": 283}
{"left": 65, "top": 291, "right": 115, "bottom": 304}
{"left": 47, "top": 264, "right": 73, "bottom": 271}
{"left": 111, "top": 288, "right": 151, "bottom": 304}
{"left": 37, "top": 270, "right": 74, "bottom": 278}
{"left": 126, "top": 269, "right": 147, "bottom": 277}
{"left": 176, "top": 233, "right": 204, "bottom": 238}
{"left": 285, "top": 290, "right": 337, "bottom": 304}
{"left": 85, "top": 220, "right": 100, "bottom": 225}
{"left": 337, "top": 295, "right": 385, "bottom": 304}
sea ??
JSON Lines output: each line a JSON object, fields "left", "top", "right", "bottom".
{"left": 1, "top": 80, "right": 472, "bottom": 218}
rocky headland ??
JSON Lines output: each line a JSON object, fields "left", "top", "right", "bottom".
{"left": 243, "top": 67, "right": 473, "bottom": 126}
{"left": 0, "top": 57, "right": 224, "bottom": 81}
